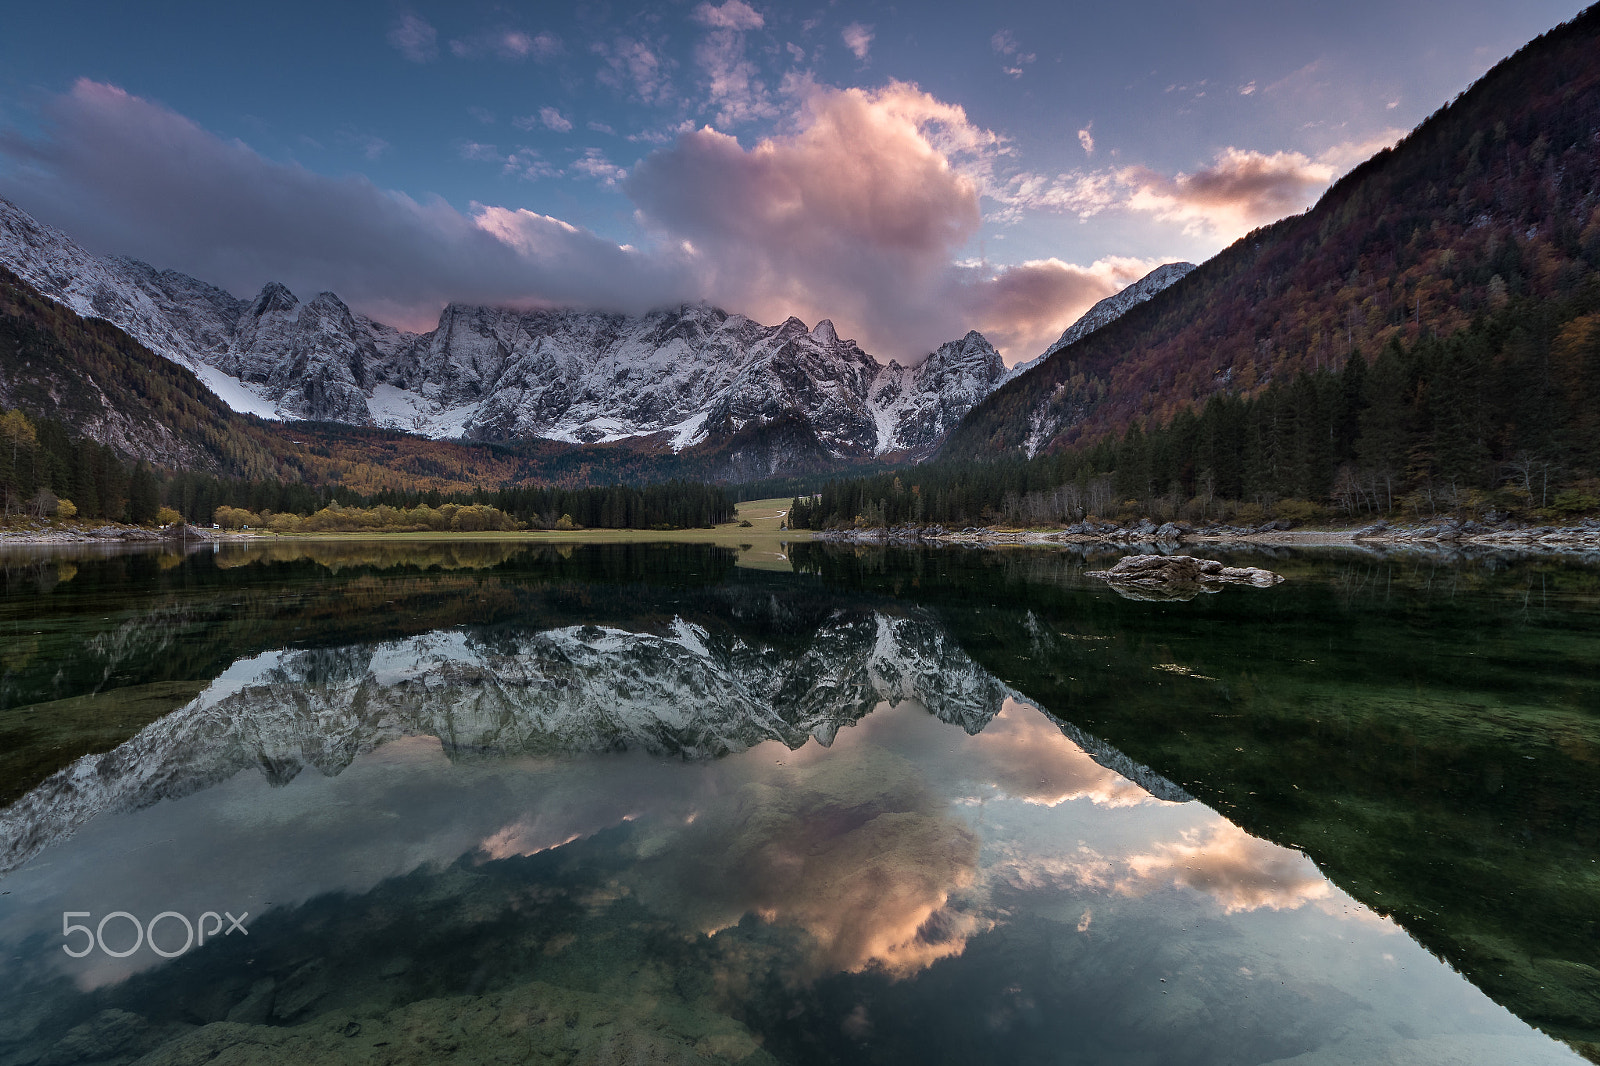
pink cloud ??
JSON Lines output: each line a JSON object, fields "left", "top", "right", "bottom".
{"left": 625, "top": 81, "right": 984, "bottom": 354}
{"left": 691, "top": 0, "right": 776, "bottom": 125}
{"left": 958, "top": 257, "right": 1158, "bottom": 360}
{"left": 1122, "top": 822, "right": 1331, "bottom": 914}
{"left": 1008, "top": 133, "right": 1400, "bottom": 244}
{"left": 1120, "top": 147, "right": 1335, "bottom": 236}
{"left": 692, "top": 1, "right": 764, "bottom": 31}
{"left": 842, "top": 22, "right": 874, "bottom": 60}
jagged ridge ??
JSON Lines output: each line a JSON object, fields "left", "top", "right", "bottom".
{"left": 0, "top": 197, "right": 1010, "bottom": 462}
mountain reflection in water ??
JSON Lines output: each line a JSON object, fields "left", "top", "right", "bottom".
{"left": 0, "top": 541, "right": 1588, "bottom": 1065}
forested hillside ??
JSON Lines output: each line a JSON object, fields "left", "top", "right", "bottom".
{"left": 945, "top": 3, "right": 1600, "bottom": 460}
{"left": 788, "top": 284, "right": 1600, "bottom": 529}
{"left": 0, "top": 265, "right": 290, "bottom": 479}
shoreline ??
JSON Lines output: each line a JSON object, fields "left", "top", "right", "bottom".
{"left": 5, "top": 518, "right": 1598, "bottom": 555}
{"left": 0, "top": 526, "right": 809, "bottom": 550}
{"left": 812, "top": 519, "right": 1600, "bottom": 554}
{"left": 0, "top": 523, "right": 254, "bottom": 546}
{"left": 0, "top": 499, "right": 804, "bottom": 549}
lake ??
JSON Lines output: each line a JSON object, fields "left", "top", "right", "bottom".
{"left": 0, "top": 539, "right": 1595, "bottom": 1065}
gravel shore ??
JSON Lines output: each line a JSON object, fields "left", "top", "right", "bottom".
{"left": 812, "top": 516, "right": 1600, "bottom": 555}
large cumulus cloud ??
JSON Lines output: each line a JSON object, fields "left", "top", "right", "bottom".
{"left": 624, "top": 80, "right": 1153, "bottom": 359}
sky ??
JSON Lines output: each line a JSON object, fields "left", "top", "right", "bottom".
{"left": 0, "top": 0, "right": 1587, "bottom": 363}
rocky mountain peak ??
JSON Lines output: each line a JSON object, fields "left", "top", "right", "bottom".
{"left": 926, "top": 330, "right": 1003, "bottom": 371}
{"left": 1043, "top": 262, "right": 1195, "bottom": 357}
{"left": 1000, "top": 262, "right": 1197, "bottom": 388}
{"left": 248, "top": 281, "right": 299, "bottom": 317}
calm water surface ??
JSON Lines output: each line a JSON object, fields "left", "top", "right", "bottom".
{"left": 0, "top": 540, "right": 1595, "bottom": 1065}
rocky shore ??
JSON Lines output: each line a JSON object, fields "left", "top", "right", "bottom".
{"left": 0, "top": 522, "right": 241, "bottom": 545}
{"left": 812, "top": 516, "right": 1600, "bottom": 554}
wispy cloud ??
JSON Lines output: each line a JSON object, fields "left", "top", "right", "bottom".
{"left": 841, "top": 23, "right": 874, "bottom": 60}
{"left": 1122, "top": 822, "right": 1331, "bottom": 914}
{"left": 994, "top": 132, "right": 1401, "bottom": 240}
{"left": 692, "top": 0, "right": 763, "bottom": 31}
{"left": 1314, "top": 129, "right": 1404, "bottom": 171}
{"left": 594, "top": 37, "right": 675, "bottom": 104}
{"left": 514, "top": 107, "right": 573, "bottom": 133}
{"left": 503, "top": 148, "right": 560, "bottom": 181}
{"left": 691, "top": 0, "right": 776, "bottom": 125}
{"left": 450, "top": 29, "right": 561, "bottom": 61}
{"left": 991, "top": 29, "right": 1035, "bottom": 78}
{"left": 339, "top": 131, "right": 391, "bottom": 161}
{"left": 1077, "top": 122, "right": 1095, "bottom": 156}
{"left": 571, "top": 148, "right": 628, "bottom": 186}
{"left": 458, "top": 141, "right": 501, "bottom": 162}
{"left": 1120, "top": 147, "right": 1335, "bottom": 235}
{"left": 387, "top": 14, "right": 437, "bottom": 63}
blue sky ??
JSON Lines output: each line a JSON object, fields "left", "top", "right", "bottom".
{"left": 0, "top": 0, "right": 1585, "bottom": 361}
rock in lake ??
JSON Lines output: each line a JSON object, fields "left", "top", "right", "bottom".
{"left": 1085, "top": 554, "right": 1284, "bottom": 601}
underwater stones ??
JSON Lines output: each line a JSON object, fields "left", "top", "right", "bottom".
{"left": 225, "top": 978, "right": 277, "bottom": 1025}
{"left": 131, "top": 981, "right": 776, "bottom": 1066}
{"left": 1086, "top": 554, "right": 1284, "bottom": 601}
{"left": 40, "top": 1009, "right": 150, "bottom": 1065}
{"left": 271, "top": 959, "right": 331, "bottom": 1021}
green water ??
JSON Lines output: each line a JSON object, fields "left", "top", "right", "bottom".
{"left": 0, "top": 540, "right": 1594, "bottom": 1064}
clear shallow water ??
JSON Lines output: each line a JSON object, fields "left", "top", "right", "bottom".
{"left": 0, "top": 540, "right": 1594, "bottom": 1065}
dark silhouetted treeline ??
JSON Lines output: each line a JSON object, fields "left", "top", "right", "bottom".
{"left": 2, "top": 410, "right": 734, "bottom": 529}
{"left": 170, "top": 472, "right": 733, "bottom": 530}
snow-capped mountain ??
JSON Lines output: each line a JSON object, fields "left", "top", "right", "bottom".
{"left": 1002, "top": 262, "right": 1196, "bottom": 385}
{"left": 0, "top": 196, "right": 1005, "bottom": 459}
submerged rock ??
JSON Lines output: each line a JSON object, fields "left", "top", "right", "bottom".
{"left": 1085, "top": 554, "right": 1284, "bottom": 600}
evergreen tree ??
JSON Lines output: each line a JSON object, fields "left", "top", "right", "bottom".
{"left": 128, "top": 461, "right": 160, "bottom": 525}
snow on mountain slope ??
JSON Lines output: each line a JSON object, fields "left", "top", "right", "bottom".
{"left": 869, "top": 330, "right": 1007, "bottom": 455}
{"left": 0, "top": 196, "right": 1006, "bottom": 460}
{"left": 1002, "top": 262, "right": 1196, "bottom": 385}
